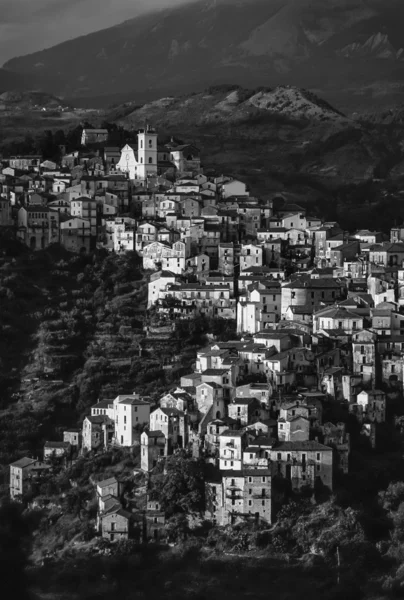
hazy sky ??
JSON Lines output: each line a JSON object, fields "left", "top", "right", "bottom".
{"left": 0, "top": 0, "right": 191, "bottom": 65}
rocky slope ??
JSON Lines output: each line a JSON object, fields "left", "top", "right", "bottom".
{"left": 109, "top": 84, "right": 402, "bottom": 188}
{"left": 113, "top": 85, "right": 348, "bottom": 127}
{"left": 3, "top": 0, "right": 404, "bottom": 110}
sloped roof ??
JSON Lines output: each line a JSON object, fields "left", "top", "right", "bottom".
{"left": 97, "top": 477, "right": 118, "bottom": 488}
{"left": 10, "top": 457, "right": 36, "bottom": 468}
{"left": 275, "top": 440, "right": 332, "bottom": 451}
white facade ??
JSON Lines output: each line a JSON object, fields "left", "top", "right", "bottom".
{"left": 148, "top": 271, "right": 178, "bottom": 308}
{"left": 219, "top": 432, "right": 245, "bottom": 470}
{"left": 113, "top": 395, "right": 150, "bottom": 447}
{"left": 116, "top": 128, "right": 158, "bottom": 183}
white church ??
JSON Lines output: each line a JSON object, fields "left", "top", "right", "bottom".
{"left": 116, "top": 126, "right": 201, "bottom": 184}
{"left": 116, "top": 126, "right": 158, "bottom": 183}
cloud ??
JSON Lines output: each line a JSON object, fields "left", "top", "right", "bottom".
{"left": 0, "top": 0, "right": 193, "bottom": 65}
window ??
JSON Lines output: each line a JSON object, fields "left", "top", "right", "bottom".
{"left": 279, "top": 423, "right": 283, "bottom": 429}
{"left": 360, "top": 345, "right": 365, "bottom": 353}
{"left": 248, "top": 500, "right": 252, "bottom": 506}
{"left": 250, "top": 454, "right": 253, "bottom": 459}
{"left": 248, "top": 476, "right": 252, "bottom": 483}
{"left": 149, "top": 157, "right": 153, "bottom": 164}
{"left": 262, "top": 500, "right": 265, "bottom": 506}
{"left": 287, "top": 454, "right": 291, "bottom": 461}
{"left": 392, "top": 365, "right": 396, "bottom": 374}
{"left": 111, "top": 522, "right": 115, "bottom": 531}
{"left": 232, "top": 499, "right": 235, "bottom": 506}
{"left": 316, "top": 453, "right": 320, "bottom": 461}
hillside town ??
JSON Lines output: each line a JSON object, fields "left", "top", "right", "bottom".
{"left": 5, "top": 124, "right": 404, "bottom": 543}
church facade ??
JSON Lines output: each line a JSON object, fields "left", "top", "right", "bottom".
{"left": 116, "top": 127, "right": 158, "bottom": 183}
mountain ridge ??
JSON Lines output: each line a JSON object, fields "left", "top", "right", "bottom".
{"left": 3, "top": 0, "right": 404, "bottom": 111}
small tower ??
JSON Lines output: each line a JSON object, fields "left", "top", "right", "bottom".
{"left": 137, "top": 124, "right": 158, "bottom": 182}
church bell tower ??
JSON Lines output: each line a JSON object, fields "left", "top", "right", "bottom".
{"left": 138, "top": 124, "right": 158, "bottom": 182}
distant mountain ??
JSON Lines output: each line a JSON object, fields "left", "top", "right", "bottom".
{"left": 3, "top": 0, "right": 404, "bottom": 111}
{"left": 0, "top": 91, "right": 69, "bottom": 111}
{"left": 107, "top": 84, "right": 404, "bottom": 188}
{"left": 112, "top": 85, "right": 348, "bottom": 128}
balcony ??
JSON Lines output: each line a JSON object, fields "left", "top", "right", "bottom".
{"left": 226, "top": 489, "right": 243, "bottom": 498}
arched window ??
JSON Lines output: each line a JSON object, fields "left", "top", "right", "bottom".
{"left": 140, "top": 140, "right": 143, "bottom": 149}
{"left": 149, "top": 139, "right": 153, "bottom": 148}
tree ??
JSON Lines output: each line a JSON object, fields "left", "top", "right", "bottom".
{"left": 151, "top": 451, "right": 205, "bottom": 516}
{"left": 64, "top": 488, "right": 90, "bottom": 520}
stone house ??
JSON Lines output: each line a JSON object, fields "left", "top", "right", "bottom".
{"left": 81, "top": 129, "right": 108, "bottom": 146}
{"left": 147, "top": 270, "right": 178, "bottom": 308}
{"left": 240, "top": 244, "right": 263, "bottom": 272}
{"left": 204, "top": 417, "right": 237, "bottom": 456}
{"left": 96, "top": 477, "right": 120, "bottom": 504}
{"left": 369, "top": 242, "right": 404, "bottom": 267}
{"left": 43, "top": 441, "right": 71, "bottom": 461}
{"left": 281, "top": 276, "right": 345, "bottom": 319}
{"left": 352, "top": 329, "right": 377, "bottom": 385}
{"left": 149, "top": 407, "right": 187, "bottom": 449}
{"left": 314, "top": 306, "right": 363, "bottom": 335}
{"left": 227, "top": 397, "right": 262, "bottom": 426}
{"left": 195, "top": 382, "right": 225, "bottom": 419}
{"left": 9, "top": 457, "right": 40, "bottom": 500}
{"left": 219, "top": 430, "right": 248, "bottom": 471}
{"left": 63, "top": 429, "right": 81, "bottom": 447}
{"left": 17, "top": 206, "right": 60, "bottom": 250}
{"left": 356, "top": 389, "right": 386, "bottom": 423}
{"left": 145, "top": 498, "right": 166, "bottom": 541}
{"left": 271, "top": 440, "right": 333, "bottom": 491}
{"left": 112, "top": 395, "right": 151, "bottom": 447}
{"left": 101, "top": 508, "right": 135, "bottom": 542}
{"left": 160, "top": 388, "right": 194, "bottom": 412}
{"left": 201, "top": 367, "right": 237, "bottom": 401}
{"left": 82, "top": 415, "right": 114, "bottom": 452}
{"left": 136, "top": 222, "right": 158, "bottom": 253}
{"left": 277, "top": 415, "right": 310, "bottom": 442}
{"left": 218, "top": 243, "right": 235, "bottom": 276}
{"left": 140, "top": 430, "right": 166, "bottom": 471}
{"left": 236, "top": 383, "right": 273, "bottom": 410}
{"left": 382, "top": 356, "right": 404, "bottom": 389}
{"left": 206, "top": 468, "right": 271, "bottom": 526}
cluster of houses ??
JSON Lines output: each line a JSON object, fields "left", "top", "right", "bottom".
{"left": 0, "top": 126, "right": 203, "bottom": 254}
{"left": 6, "top": 124, "right": 404, "bottom": 539}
